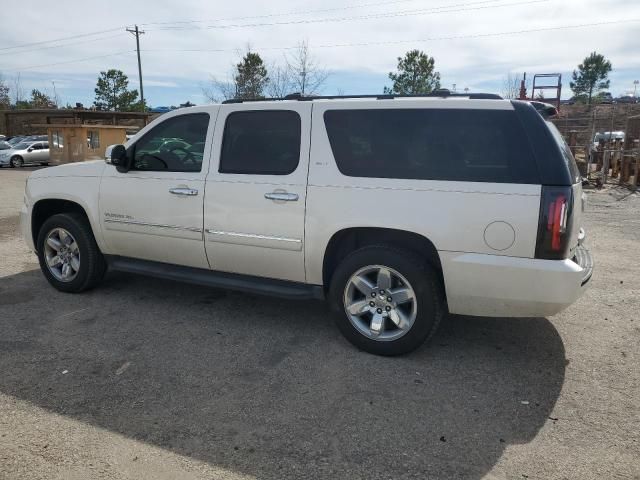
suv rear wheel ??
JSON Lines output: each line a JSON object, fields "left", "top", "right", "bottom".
{"left": 329, "top": 245, "right": 444, "bottom": 355}
{"left": 36, "top": 213, "right": 106, "bottom": 293}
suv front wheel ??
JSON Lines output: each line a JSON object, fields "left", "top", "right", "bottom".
{"left": 329, "top": 246, "right": 444, "bottom": 356}
{"left": 37, "top": 213, "right": 106, "bottom": 293}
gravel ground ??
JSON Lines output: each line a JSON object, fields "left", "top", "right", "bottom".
{"left": 0, "top": 167, "right": 638, "bottom": 480}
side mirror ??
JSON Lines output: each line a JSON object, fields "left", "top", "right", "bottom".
{"left": 106, "top": 144, "right": 129, "bottom": 173}
{"left": 27, "top": 148, "right": 33, "bottom": 152}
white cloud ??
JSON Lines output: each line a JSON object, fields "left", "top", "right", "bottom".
{"left": 0, "top": 0, "right": 638, "bottom": 105}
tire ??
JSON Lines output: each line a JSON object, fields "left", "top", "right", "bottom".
{"left": 40, "top": 162, "right": 49, "bottom": 166}
{"left": 36, "top": 213, "right": 106, "bottom": 293}
{"left": 329, "top": 245, "right": 444, "bottom": 356}
{"left": 10, "top": 156, "right": 23, "bottom": 168}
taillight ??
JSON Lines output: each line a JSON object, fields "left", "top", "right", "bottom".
{"left": 535, "top": 186, "right": 573, "bottom": 260}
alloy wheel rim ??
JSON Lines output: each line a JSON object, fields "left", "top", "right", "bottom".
{"left": 343, "top": 264, "right": 417, "bottom": 341}
{"left": 43, "top": 228, "right": 80, "bottom": 282}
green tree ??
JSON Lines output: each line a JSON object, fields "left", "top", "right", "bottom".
{"left": 30, "top": 89, "right": 55, "bottom": 108}
{"left": 384, "top": 50, "right": 441, "bottom": 94}
{"left": 94, "top": 69, "right": 139, "bottom": 111}
{"left": 234, "top": 51, "right": 269, "bottom": 99}
{"left": 570, "top": 52, "right": 612, "bottom": 106}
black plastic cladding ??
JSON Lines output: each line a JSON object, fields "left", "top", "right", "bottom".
{"left": 510, "top": 100, "right": 574, "bottom": 186}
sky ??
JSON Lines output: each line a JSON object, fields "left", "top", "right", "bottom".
{"left": 0, "top": 0, "right": 639, "bottom": 107}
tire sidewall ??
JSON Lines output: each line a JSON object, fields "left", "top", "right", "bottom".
{"left": 37, "top": 214, "right": 96, "bottom": 293}
{"left": 329, "top": 246, "right": 443, "bottom": 356}
{"left": 10, "top": 156, "right": 23, "bottom": 168}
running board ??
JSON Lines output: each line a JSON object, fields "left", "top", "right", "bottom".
{"left": 105, "top": 256, "right": 325, "bottom": 300}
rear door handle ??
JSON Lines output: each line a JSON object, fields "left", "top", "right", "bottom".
{"left": 264, "top": 192, "right": 299, "bottom": 202}
{"left": 169, "top": 187, "right": 198, "bottom": 196}
{"left": 265, "top": 192, "right": 298, "bottom": 201}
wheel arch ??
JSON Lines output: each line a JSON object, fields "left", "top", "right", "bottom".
{"left": 322, "top": 227, "right": 444, "bottom": 295}
{"left": 31, "top": 199, "right": 93, "bottom": 253}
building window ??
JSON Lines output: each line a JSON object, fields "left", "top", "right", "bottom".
{"left": 88, "top": 130, "right": 100, "bottom": 150}
{"left": 52, "top": 131, "right": 64, "bottom": 149}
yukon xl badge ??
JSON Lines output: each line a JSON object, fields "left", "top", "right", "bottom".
{"left": 104, "top": 213, "right": 134, "bottom": 220}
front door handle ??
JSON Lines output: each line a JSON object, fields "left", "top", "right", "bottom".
{"left": 169, "top": 187, "right": 198, "bottom": 196}
{"left": 264, "top": 192, "right": 299, "bottom": 202}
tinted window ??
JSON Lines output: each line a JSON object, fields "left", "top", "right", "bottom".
{"left": 131, "top": 113, "right": 209, "bottom": 172}
{"left": 31, "top": 143, "right": 43, "bottom": 150}
{"left": 546, "top": 121, "right": 580, "bottom": 183}
{"left": 324, "top": 109, "right": 540, "bottom": 184}
{"left": 219, "top": 110, "right": 301, "bottom": 175}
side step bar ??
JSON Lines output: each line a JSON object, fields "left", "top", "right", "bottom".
{"left": 105, "top": 256, "right": 325, "bottom": 300}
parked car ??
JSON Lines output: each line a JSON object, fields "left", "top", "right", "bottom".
{"left": 0, "top": 141, "right": 12, "bottom": 150}
{"left": 20, "top": 94, "right": 592, "bottom": 355}
{"left": 6, "top": 136, "right": 26, "bottom": 146}
{"left": 615, "top": 95, "right": 638, "bottom": 104}
{"left": 588, "top": 131, "right": 625, "bottom": 163}
{"left": 597, "top": 92, "right": 614, "bottom": 104}
{"left": 0, "top": 140, "right": 50, "bottom": 167}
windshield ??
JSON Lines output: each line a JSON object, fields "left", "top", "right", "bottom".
{"left": 13, "top": 142, "right": 32, "bottom": 150}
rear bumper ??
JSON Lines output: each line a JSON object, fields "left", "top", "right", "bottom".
{"left": 440, "top": 246, "right": 593, "bottom": 318}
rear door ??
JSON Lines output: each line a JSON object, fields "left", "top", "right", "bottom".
{"left": 204, "top": 103, "right": 312, "bottom": 282}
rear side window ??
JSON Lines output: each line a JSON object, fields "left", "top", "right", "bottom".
{"left": 219, "top": 110, "right": 301, "bottom": 175}
{"left": 323, "top": 109, "right": 540, "bottom": 184}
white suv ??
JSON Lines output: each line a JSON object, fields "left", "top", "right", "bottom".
{"left": 20, "top": 93, "right": 593, "bottom": 355}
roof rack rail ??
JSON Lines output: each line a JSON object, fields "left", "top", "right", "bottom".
{"left": 221, "top": 90, "right": 503, "bottom": 104}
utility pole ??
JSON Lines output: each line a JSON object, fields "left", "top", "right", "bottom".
{"left": 126, "top": 25, "right": 145, "bottom": 112}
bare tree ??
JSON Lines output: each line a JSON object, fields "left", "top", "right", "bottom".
{"left": 202, "top": 75, "right": 235, "bottom": 102}
{"left": 267, "top": 64, "right": 294, "bottom": 98}
{"left": 501, "top": 72, "right": 521, "bottom": 99}
{"left": 285, "top": 41, "right": 329, "bottom": 96}
{"left": 12, "top": 73, "right": 25, "bottom": 105}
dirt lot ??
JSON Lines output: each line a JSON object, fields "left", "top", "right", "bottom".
{"left": 0, "top": 167, "right": 638, "bottom": 480}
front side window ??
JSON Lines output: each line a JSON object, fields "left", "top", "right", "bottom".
{"left": 219, "top": 110, "right": 301, "bottom": 175}
{"left": 131, "top": 113, "right": 209, "bottom": 172}
{"left": 324, "top": 109, "right": 540, "bottom": 184}
{"left": 30, "top": 143, "right": 43, "bottom": 150}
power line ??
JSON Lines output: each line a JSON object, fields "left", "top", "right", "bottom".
{"left": 140, "top": 18, "right": 640, "bottom": 54}
{"left": 4, "top": 18, "right": 637, "bottom": 73}
{"left": 0, "top": 33, "right": 127, "bottom": 57}
{"left": 0, "top": 27, "right": 123, "bottom": 52}
{"left": 140, "top": 0, "right": 493, "bottom": 27}
{"left": 140, "top": 0, "right": 426, "bottom": 26}
{"left": 7, "top": 50, "right": 134, "bottom": 72}
{"left": 149, "top": 0, "right": 549, "bottom": 31}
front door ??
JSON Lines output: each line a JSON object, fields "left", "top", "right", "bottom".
{"left": 204, "top": 104, "right": 312, "bottom": 282}
{"left": 99, "top": 108, "right": 217, "bottom": 269}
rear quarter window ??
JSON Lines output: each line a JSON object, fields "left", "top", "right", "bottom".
{"left": 323, "top": 108, "right": 540, "bottom": 184}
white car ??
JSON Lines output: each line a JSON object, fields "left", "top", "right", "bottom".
{"left": 0, "top": 140, "right": 50, "bottom": 168}
{"left": 20, "top": 93, "right": 593, "bottom": 355}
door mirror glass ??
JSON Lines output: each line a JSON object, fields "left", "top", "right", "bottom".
{"left": 27, "top": 147, "right": 33, "bottom": 152}
{"left": 108, "top": 144, "right": 129, "bottom": 172}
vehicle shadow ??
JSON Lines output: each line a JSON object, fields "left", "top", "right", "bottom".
{"left": 0, "top": 269, "right": 566, "bottom": 479}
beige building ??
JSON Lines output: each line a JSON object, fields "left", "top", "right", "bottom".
{"left": 33, "top": 124, "right": 131, "bottom": 164}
